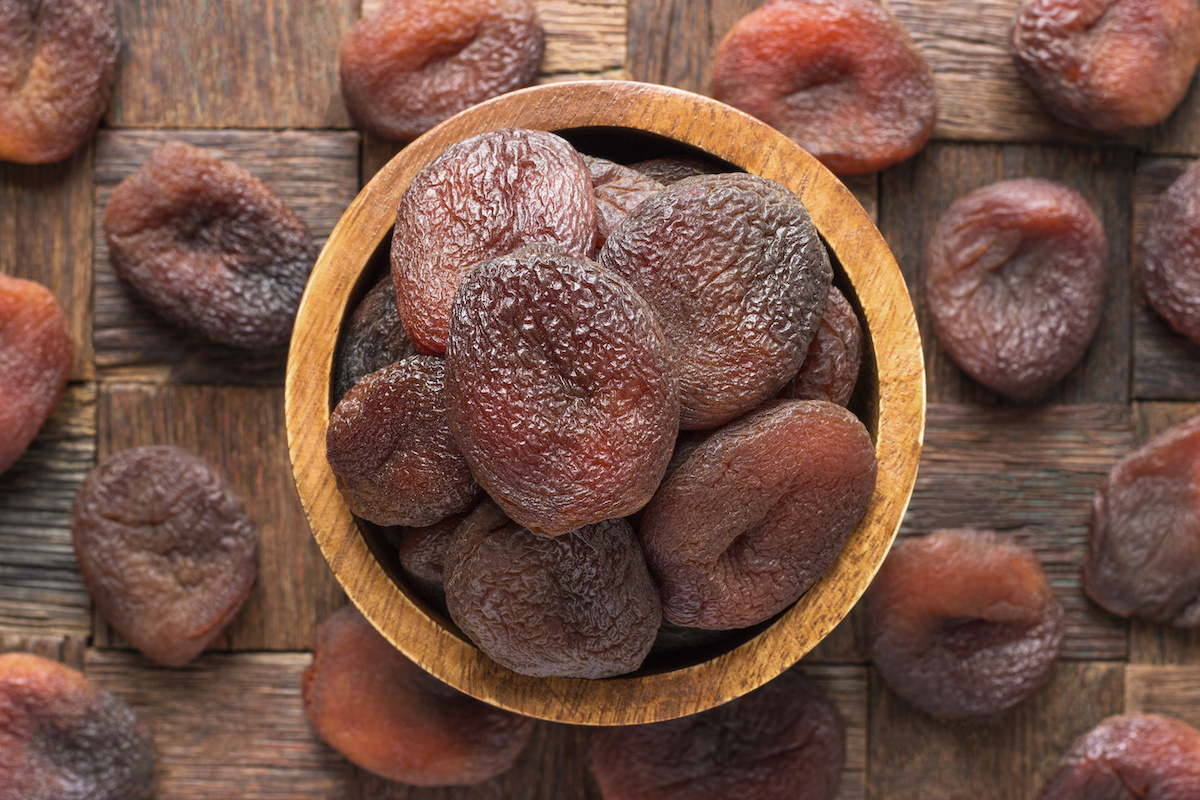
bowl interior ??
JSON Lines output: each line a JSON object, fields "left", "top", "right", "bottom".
{"left": 285, "top": 80, "right": 925, "bottom": 725}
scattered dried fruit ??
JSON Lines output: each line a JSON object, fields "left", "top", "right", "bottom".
{"left": 780, "top": 286, "right": 862, "bottom": 406}
{"left": 1140, "top": 158, "right": 1200, "bottom": 346}
{"left": 333, "top": 275, "right": 416, "bottom": 403}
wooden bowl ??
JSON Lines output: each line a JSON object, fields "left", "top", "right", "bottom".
{"left": 285, "top": 80, "right": 925, "bottom": 726}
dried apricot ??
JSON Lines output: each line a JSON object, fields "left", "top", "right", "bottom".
{"left": 443, "top": 501, "right": 661, "bottom": 679}
{"left": 866, "top": 529, "right": 1065, "bottom": 721}
{"left": 0, "top": 653, "right": 155, "bottom": 800}
{"left": 589, "top": 667, "right": 844, "bottom": 800}
{"left": 1140, "top": 159, "right": 1200, "bottom": 346}
{"left": 598, "top": 173, "right": 831, "bottom": 430}
{"left": 333, "top": 275, "right": 416, "bottom": 402}
{"left": 0, "top": 273, "right": 72, "bottom": 476}
{"left": 1085, "top": 414, "right": 1200, "bottom": 626}
{"left": 584, "top": 155, "right": 664, "bottom": 249}
{"left": 925, "top": 178, "right": 1108, "bottom": 399}
{"left": 445, "top": 244, "right": 678, "bottom": 537}
{"left": 639, "top": 400, "right": 877, "bottom": 630}
{"left": 1011, "top": 0, "right": 1200, "bottom": 131}
{"left": 396, "top": 512, "right": 468, "bottom": 613}
{"left": 0, "top": 0, "right": 119, "bottom": 164}
{"left": 711, "top": 0, "right": 937, "bottom": 175}
{"left": 303, "top": 604, "right": 534, "bottom": 786}
{"left": 326, "top": 355, "right": 481, "bottom": 528}
{"left": 629, "top": 155, "right": 726, "bottom": 185}
{"left": 1040, "top": 713, "right": 1200, "bottom": 799}
{"left": 780, "top": 286, "right": 862, "bottom": 406}
{"left": 391, "top": 127, "right": 597, "bottom": 354}
{"left": 70, "top": 445, "right": 259, "bottom": 667}
{"left": 103, "top": 141, "right": 317, "bottom": 350}
{"left": 339, "top": 0, "right": 543, "bottom": 142}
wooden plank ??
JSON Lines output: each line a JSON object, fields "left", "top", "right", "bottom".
{"left": 93, "top": 384, "right": 345, "bottom": 653}
{"left": 86, "top": 650, "right": 349, "bottom": 799}
{"left": 1126, "top": 664, "right": 1200, "bottom": 730}
{"left": 880, "top": 141, "right": 1134, "bottom": 405}
{"left": 868, "top": 662, "right": 1125, "bottom": 800}
{"left": 809, "top": 665, "right": 868, "bottom": 800}
{"left": 0, "top": 635, "right": 87, "bottom": 671}
{"left": 92, "top": 129, "right": 359, "bottom": 385}
{"left": 0, "top": 147, "right": 95, "bottom": 380}
{"left": 0, "top": 384, "right": 96, "bottom": 637}
{"left": 106, "top": 0, "right": 355, "bottom": 129}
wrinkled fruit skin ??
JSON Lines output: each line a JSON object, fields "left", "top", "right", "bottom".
{"left": 70, "top": 445, "right": 259, "bottom": 667}
{"left": 446, "top": 244, "right": 679, "bottom": 536}
{"left": 1011, "top": 0, "right": 1200, "bottom": 132}
{"left": 925, "top": 178, "right": 1108, "bottom": 399}
{"left": 599, "top": 173, "right": 831, "bottom": 430}
{"left": 1085, "top": 414, "right": 1200, "bottom": 627}
{"left": 589, "top": 667, "right": 844, "bottom": 800}
{"left": 711, "top": 0, "right": 937, "bottom": 175}
{"left": 639, "top": 400, "right": 877, "bottom": 630}
{"left": 396, "top": 512, "right": 469, "bottom": 614}
{"left": 327, "top": 355, "right": 481, "bottom": 527}
{"left": 1140, "top": 159, "right": 1200, "bottom": 345}
{"left": 866, "top": 529, "right": 1066, "bottom": 721}
{"left": 443, "top": 502, "right": 662, "bottom": 679}
{"left": 303, "top": 604, "right": 534, "bottom": 786}
{"left": 339, "top": 0, "right": 543, "bottom": 142}
{"left": 780, "top": 286, "right": 863, "bottom": 406}
{"left": 0, "top": 0, "right": 119, "bottom": 164}
{"left": 584, "top": 155, "right": 665, "bottom": 250}
{"left": 333, "top": 275, "right": 416, "bottom": 403}
{"left": 0, "top": 273, "right": 72, "bottom": 476}
{"left": 0, "top": 653, "right": 155, "bottom": 800}
{"left": 1039, "top": 713, "right": 1200, "bottom": 799}
{"left": 392, "top": 127, "right": 597, "bottom": 354}
{"left": 104, "top": 141, "right": 317, "bottom": 349}
{"left": 629, "top": 156, "right": 726, "bottom": 185}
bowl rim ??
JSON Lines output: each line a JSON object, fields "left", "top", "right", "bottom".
{"left": 285, "top": 79, "right": 925, "bottom": 726}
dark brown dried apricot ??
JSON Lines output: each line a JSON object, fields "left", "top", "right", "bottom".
{"left": 103, "top": 141, "right": 317, "bottom": 350}
{"left": 639, "top": 400, "right": 876, "bottom": 630}
{"left": 327, "top": 355, "right": 481, "bottom": 528}
{"left": 589, "top": 667, "right": 844, "bottom": 800}
{"left": 1085, "top": 414, "right": 1200, "bottom": 626}
{"left": 583, "top": 155, "right": 664, "bottom": 249}
{"left": 446, "top": 244, "right": 678, "bottom": 536}
{"left": 866, "top": 529, "right": 1066, "bottom": 721}
{"left": 711, "top": 0, "right": 937, "bottom": 175}
{"left": 0, "top": 0, "right": 119, "bottom": 164}
{"left": 599, "top": 173, "right": 831, "bottom": 430}
{"left": 1011, "top": 0, "right": 1200, "bottom": 132}
{"left": 339, "top": 0, "right": 543, "bottom": 142}
{"left": 70, "top": 445, "right": 259, "bottom": 667}
{"left": 303, "top": 604, "right": 534, "bottom": 786}
{"left": 443, "top": 501, "right": 661, "bottom": 679}
{"left": 0, "top": 273, "right": 72, "bottom": 476}
{"left": 925, "top": 178, "right": 1108, "bottom": 399}
{"left": 333, "top": 275, "right": 416, "bottom": 402}
{"left": 0, "top": 653, "right": 155, "bottom": 800}
{"left": 391, "top": 128, "right": 597, "bottom": 354}
{"left": 629, "top": 155, "right": 726, "bottom": 185}
{"left": 1140, "top": 159, "right": 1200, "bottom": 346}
{"left": 1040, "top": 713, "right": 1200, "bottom": 799}
{"left": 396, "top": 512, "right": 468, "bottom": 613}
{"left": 780, "top": 286, "right": 862, "bottom": 406}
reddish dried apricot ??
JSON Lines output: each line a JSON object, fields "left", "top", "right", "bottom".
{"left": 333, "top": 275, "right": 416, "bottom": 402}
{"left": 711, "top": 0, "right": 937, "bottom": 175}
{"left": 303, "top": 604, "right": 534, "bottom": 786}
{"left": 443, "top": 501, "right": 661, "bottom": 679}
{"left": 103, "top": 142, "right": 317, "bottom": 350}
{"left": 0, "top": 273, "right": 72, "bottom": 476}
{"left": 639, "top": 400, "right": 877, "bottom": 630}
{"left": 396, "top": 512, "right": 468, "bottom": 612}
{"left": 866, "top": 529, "right": 1065, "bottom": 721}
{"left": 1140, "top": 159, "right": 1200, "bottom": 346}
{"left": 599, "top": 173, "right": 831, "bottom": 430}
{"left": 70, "top": 445, "right": 259, "bottom": 667}
{"left": 629, "top": 155, "right": 726, "bottom": 185}
{"left": 0, "top": 653, "right": 155, "bottom": 800}
{"left": 589, "top": 667, "right": 844, "bottom": 800}
{"left": 1011, "top": 0, "right": 1200, "bottom": 132}
{"left": 780, "top": 286, "right": 862, "bottom": 406}
{"left": 0, "top": 0, "right": 119, "bottom": 164}
{"left": 339, "top": 0, "right": 543, "bottom": 142}
{"left": 584, "top": 155, "right": 664, "bottom": 249}
{"left": 1040, "top": 713, "right": 1200, "bottom": 799}
{"left": 391, "top": 128, "right": 597, "bottom": 354}
{"left": 925, "top": 178, "right": 1108, "bottom": 399}
{"left": 327, "top": 355, "right": 481, "bottom": 528}
{"left": 1085, "top": 414, "right": 1200, "bottom": 626}
{"left": 446, "top": 244, "right": 678, "bottom": 536}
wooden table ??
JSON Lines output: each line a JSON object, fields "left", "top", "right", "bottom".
{"left": 3, "top": 1, "right": 1199, "bottom": 797}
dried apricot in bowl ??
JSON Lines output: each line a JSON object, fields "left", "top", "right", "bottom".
{"left": 285, "top": 80, "right": 925, "bottom": 725}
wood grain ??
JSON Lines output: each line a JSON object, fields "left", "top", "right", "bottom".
{"left": 92, "top": 129, "right": 358, "bottom": 385}
{"left": 0, "top": 634, "right": 87, "bottom": 672}
{"left": 1126, "top": 665, "right": 1200, "bottom": 730}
